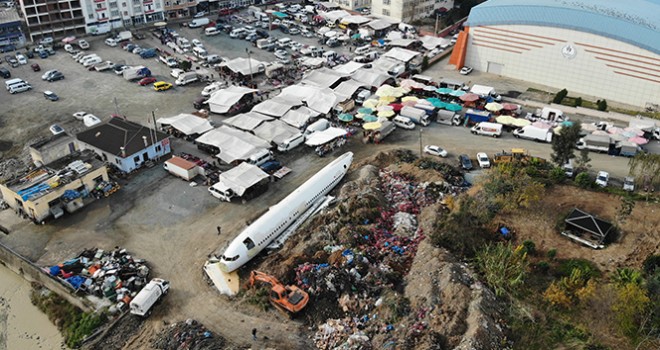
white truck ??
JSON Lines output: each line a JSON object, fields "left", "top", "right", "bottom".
{"left": 470, "top": 122, "right": 503, "bottom": 137}
{"left": 576, "top": 134, "right": 611, "bottom": 153}
{"left": 470, "top": 84, "right": 501, "bottom": 102}
{"left": 175, "top": 71, "right": 199, "bottom": 86}
{"left": 163, "top": 156, "right": 201, "bottom": 180}
{"left": 513, "top": 125, "right": 553, "bottom": 142}
{"left": 129, "top": 278, "right": 170, "bottom": 317}
{"left": 115, "top": 31, "right": 132, "bottom": 42}
{"left": 122, "top": 66, "right": 150, "bottom": 81}
{"left": 189, "top": 17, "right": 210, "bottom": 28}
{"left": 436, "top": 109, "right": 462, "bottom": 126}
{"left": 399, "top": 106, "right": 431, "bottom": 126}
{"left": 202, "top": 81, "right": 228, "bottom": 97}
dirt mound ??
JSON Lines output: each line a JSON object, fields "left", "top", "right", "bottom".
{"left": 85, "top": 313, "right": 144, "bottom": 350}
{"left": 150, "top": 319, "right": 228, "bottom": 350}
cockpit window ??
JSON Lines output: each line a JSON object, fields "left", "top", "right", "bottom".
{"left": 221, "top": 255, "right": 239, "bottom": 261}
{"left": 243, "top": 238, "right": 255, "bottom": 250}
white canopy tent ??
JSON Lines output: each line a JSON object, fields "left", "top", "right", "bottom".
{"left": 305, "top": 127, "right": 348, "bottom": 146}
{"left": 388, "top": 38, "right": 418, "bottom": 48}
{"left": 299, "top": 57, "right": 326, "bottom": 68}
{"left": 340, "top": 15, "right": 371, "bottom": 25}
{"left": 321, "top": 10, "right": 351, "bottom": 23}
{"left": 253, "top": 120, "right": 300, "bottom": 144}
{"left": 156, "top": 113, "right": 213, "bottom": 135}
{"left": 207, "top": 86, "right": 257, "bottom": 114}
{"left": 302, "top": 68, "right": 348, "bottom": 88}
{"left": 195, "top": 126, "right": 271, "bottom": 164}
{"left": 333, "top": 61, "right": 366, "bottom": 75}
{"left": 333, "top": 79, "right": 367, "bottom": 101}
{"left": 351, "top": 68, "right": 392, "bottom": 88}
{"left": 419, "top": 35, "right": 450, "bottom": 50}
{"left": 219, "top": 57, "right": 265, "bottom": 76}
{"left": 281, "top": 107, "right": 318, "bottom": 129}
{"left": 367, "top": 19, "right": 395, "bottom": 31}
{"left": 217, "top": 162, "right": 270, "bottom": 197}
{"left": 279, "top": 84, "right": 341, "bottom": 115}
{"left": 383, "top": 47, "right": 421, "bottom": 63}
{"left": 223, "top": 112, "right": 274, "bottom": 131}
{"left": 251, "top": 99, "right": 294, "bottom": 117}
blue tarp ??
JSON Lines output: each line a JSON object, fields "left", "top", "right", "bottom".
{"left": 49, "top": 265, "right": 61, "bottom": 276}
{"left": 273, "top": 11, "right": 288, "bottom": 18}
{"left": 66, "top": 275, "right": 85, "bottom": 289}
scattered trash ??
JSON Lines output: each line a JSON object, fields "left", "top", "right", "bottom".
{"left": 151, "top": 319, "right": 226, "bottom": 350}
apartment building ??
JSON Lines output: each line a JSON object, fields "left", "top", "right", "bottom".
{"left": 0, "top": 7, "right": 25, "bottom": 51}
{"left": 18, "top": 0, "right": 86, "bottom": 42}
{"left": 371, "top": 0, "right": 453, "bottom": 23}
{"left": 81, "top": 0, "right": 165, "bottom": 35}
{"left": 330, "top": 0, "right": 370, "bottom": 11}
{"left": 163, "top": 0, "right": 196, "bottom": 19}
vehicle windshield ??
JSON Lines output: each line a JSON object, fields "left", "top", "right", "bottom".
{"left": 597, "top": 175, "right": 607, "bottom": 181}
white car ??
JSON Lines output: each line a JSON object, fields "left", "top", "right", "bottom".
{"left": 274, "top": 50, "right": 288, "bottom": 60}
{"left": 73, "top": 111, "right": 87, "bottom": 120}
{"left": 41, "top": 69, "right": 58, "bottom": 80}
{"left": 16, "top": 54, "right": 27, "bottom": 65}
{"left": 459, "top": 66, "right": 473, "bottom": 75}
{"left": 595, "top": 171, "right": 609, "bottom": 187}
{"left": 476, "top": 152, "right": 491, "bottom": 168}
{"left": 78, "top": 39, "right": 89, "bottom": 49}
{"left": 290, "top": 42, "right": 303, "bottom": 52}
{"left": 192, "top": 39, "right": 203, "bottom": 48}
{"left": 170, "top": 68, "right": 184, "bottom": 78}
{"left": 194, "top": 11, "right": 206, "bottom": 18}
{"left": 423, "top": 145, "right": 448, "bottom": 158}
{"left": 83, "top": 114, "right": 101, "bottom": 127}
{"left": 49, "top": 124, "right": 64, "bottom": 135}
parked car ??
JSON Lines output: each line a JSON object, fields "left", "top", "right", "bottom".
{"left": 459, "top": 154, "right": 473, "bottom": 170}
{"left": 274, "top": 49, "right": 288, "bottom": 60}
{"left": 73, "top": 111, "right": 88, "bottom": 120}
{"left": 423, "top": 145, "right": 448, "bottom": 158}
{"left": 49, "top": 124, "right": 64, "bottom": 135}
{"left": 0, "top": 67, "right": 9, "bottom": 78}
{"left": 170, "top": 68, "right": 184, "bottom": 78}
{"left": 83, "top": 114, "right": 101, "bottom": 127}
{"left": 78, "top": 39, "right": 90, "bottom": 49}
{"left": 42, "top": 69, "right": 58, "bottom": 80}
{"left": 476, "top": 152, "right": 491, "bottom": 168}
{"left": 46, "top": 71, "right": 65, "bottom": 82}
{"left": 31, "top": 63, "right": 41, "bottom": 72}
{"left": 113, "top": 64, "right": 128, "bottom": 75}
{"left": 39, "top": 37, "right": 54, "bottom": 45}
{"left": 16, "top": 53, "right": 27, "bottom": 65}
{"left": 595, "top": 171, "right": 609, "bottom": 187}
{"left": 154, "top": 81, "right": 173, "bottom": 91}
{"left": 43, "top": 90, "right": 59, "bottom": 101}
{"left": 259, "top": 160, "right": 282, "bottom": 174}
{"left": 138, "top": 77, "right": 158, "bottom": 86}
{"left": 459, "top": 66, "right": 473, "bottom": 75}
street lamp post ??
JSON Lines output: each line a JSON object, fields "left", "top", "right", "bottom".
{"left": 419, "top": 128, "right": 423, "bottom": 157}
{"left": 245, "top": 48, "right": 253, "bottom": 87}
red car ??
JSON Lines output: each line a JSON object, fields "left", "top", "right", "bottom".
{"left": 31, "top": 63, "right": 41, "bottom": 72}
{"left": 138, "top": 77, "right": 157, "bottom": 86}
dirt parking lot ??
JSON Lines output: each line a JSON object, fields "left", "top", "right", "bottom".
{"left": 0, "top": 24, "right": 643, "bottom": 349}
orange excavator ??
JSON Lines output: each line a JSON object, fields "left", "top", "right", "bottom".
{"left": 247, "top": 270, "right": 309, "bottom": 315}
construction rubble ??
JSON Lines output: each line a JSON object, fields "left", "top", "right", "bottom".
{"left": 46, "top": 247, "right": 151, "bottom": 313}
{"left": 150, "top": 319, "right": 227, "bottom": 350}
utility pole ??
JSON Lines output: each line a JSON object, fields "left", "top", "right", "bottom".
{"left": 245, "top": 48, "right": 253, "bottom": 87}
{"left": 419, "top": 128, "right": 423, "bottom": 157}
{"left": 434, "top": 13, "right": 440, "bottom": 35}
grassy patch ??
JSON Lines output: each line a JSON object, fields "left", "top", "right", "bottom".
{"left": 557, "top": 259, "right": 601, "bottom": 279}
{"left": 527, "top": 87, "right": 551, "bottom": 94}
{"left": 30, "top": 286, "right": 106, "bottom": 348}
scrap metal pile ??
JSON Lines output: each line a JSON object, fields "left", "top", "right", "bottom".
{"left": 151, "top": 319, "right": 226, "bottom": 350}
{"left": 46, "top": 247, "right": 150, "bottom": 311}
{"left": 292, "top": 169, "right": 451, "bottom": 349}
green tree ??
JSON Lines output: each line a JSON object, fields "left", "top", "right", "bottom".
{"left": 574, "top": 97, "right": 582, "bottom": 107}
{"left": 551, "top": 123, "right": 582, "bottom": 166}
{"left": 422, "top": 56, "right": 429, "bottom": 71}
{"left": 553, "top": 89, "right": 568, "bottom": 104}
{"left": 575, "top": 172, "right": 592, "bottom": 188}
{"left": 597, "top": 99, "right": 608, "bottom": 111}
{"left": 628, "top": 153, "right": 660, "bottom": 195}
{"left": 179, "top": 60, "right": 192, "bottom": 71}
{"left": 612, "top": 283, "right": 650, "bottom": 341}
{"left": 575, "top": 148, "right": 592, "bottom": 172}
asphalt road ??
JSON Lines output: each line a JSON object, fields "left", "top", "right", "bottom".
{"left": 0, "top": 20, "right": 648, "bottom": 348}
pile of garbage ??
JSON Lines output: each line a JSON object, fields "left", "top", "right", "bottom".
{"left": 0, "top": 157, "right": 28, "bottom": 182}
{"left": 291, "top": 168, "right": 453, "bottom": 348}
{"left": 151, "top": 319, "right": 226, "bottom": 350}
{"left": 46, "top": 247, "right": 150, "bottom": 312}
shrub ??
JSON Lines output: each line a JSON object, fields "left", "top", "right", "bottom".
{"left": 575, "top": 172, "right": 592, "bottom": 188}
{"left": 553, "top": 89, "right": 568, "bottom": 104}
{"left": 536, "top": 261, "right": 550, "bottom": 274}
{"left": 547, "top": 249, "right": 558, "bottom": 260}
{"left": 543, "top": 268, "right": 596, "bottom": 308}
{"left": 612, "top": 268, "right": 643, "bottom": 287}
{"left": 574, "top": 97, "right": 582, "bottom": 107}
{"left": 558, "top": 259, "right": 601, "bottom": 279}
{"left": 475, "top": 243, "right": 529, "bottom": 297}
{"left": 643, "top": 254, "right": 660, "bottom": 275}
{"left": 422, "top": 56, "right": 429, "bottom": 70}
{"left": 522, "top": 240, "right": 536, "bottom": 256}
{"left": 549, "top": 167, "right": 566, "bottom": 184}
{"left": 597, "top": 99, "right": 608, "bottom": 111}
{"left": 612, "top": 283, "right": 650, "bottom": 341}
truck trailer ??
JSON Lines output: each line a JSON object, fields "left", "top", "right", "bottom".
{"left": 130, "top": 278, "right": 170, "bottom": 317}
{"left": 123, "top": 66, "right": 151, "bottom": 81}
{"left": 363, "top": 120, "right": 396, "bottom": 143}
{"left": 513, "top": 125, "right": 553, "bottom": 142}
{"left": 399, "top": 106, "right": 431, "bottom": 126}
{"left": 115, "top": 31, "right": 133, "bottom": 42}
{"left": 164, "top": 156, "right": 201, "bottom": 180}
{"left": 175, "top": 71, "right": 199, "bottom": 86}
{"left": 464, "top": 109, "right": 491, "bottom": 125}
{"left": 576, "top": 134, "right": 611, "bottom": 153}
{"left": 436, "top": 109, "right": 462, "bottom": 126}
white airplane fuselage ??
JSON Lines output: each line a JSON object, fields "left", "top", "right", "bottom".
{"left": 218, "top": 152, "right": 353, "bottom": 272}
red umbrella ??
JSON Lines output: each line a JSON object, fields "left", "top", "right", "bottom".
{"left": 502, "top": 103, "right": 518, "bottom": 111}
{"left": 459, "top": 93, "right": 479, "bottom": 102}
{"left": 389, "top": 103, "right": 403, "bottom": 112}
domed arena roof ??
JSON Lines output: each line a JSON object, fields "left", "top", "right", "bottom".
{"left": 465, "top": 0, "right": 660, "bottom": 54}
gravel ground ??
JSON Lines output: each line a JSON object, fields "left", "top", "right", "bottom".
{"left": 0, "top": 18, "right": 645, "bottom": 349}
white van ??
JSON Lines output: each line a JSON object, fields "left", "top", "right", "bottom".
{"left": 470, "top": 122, "right": 503, "bottom": 137}
{"left": 83, "top": 56, "right": 102, "bottom": 67}
{"left": 304, "top": 118, "right": 330, "bottom": 137}
{"left": 105, "top": 38, "right": 118, "bottom": 47}
{"left": 277, "top": 133, "right": 305, "bottom": 152}
{"left": 392, "top": 116, "right": 415, "bottom": 130}
{"left": 5, "top": 78, "right": 25, "bottom": 90}
{"left": 205, "top": 27, "right": 220, "bottom": 36}
{"left": 245, "top": 149, "right": 273, "bottom": 166}
{"left": 355, "top": 44, "right": 371, "bottom": 55}
{"left": 230, "top": 28, "right": 247, "bottom": 38}
{"left": 78, "top": 53, "right": 98, "bottom": 64}
{"left": 322, "top": 51, "right": 337, "bottom": 60}
{"left": 9, "top": 82, "right": 32, "bottom": 94}
{"left": 193, "top": 46, "right": 208, "bottom": 59}
{"left": 277, "top": 37, "right": 292, "bottom": 48}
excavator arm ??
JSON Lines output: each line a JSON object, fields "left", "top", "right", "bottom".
{"left": 246, "top": 270, "right": 309, "bottom": 314}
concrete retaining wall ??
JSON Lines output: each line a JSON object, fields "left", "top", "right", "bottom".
{"left": 0, "top": 241, "right": 93, "bottom": 312}
{"left": 506, "top": 98, "right": 647, "bottom": 124}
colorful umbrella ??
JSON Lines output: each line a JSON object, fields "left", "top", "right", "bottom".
{"left": 388, "top": 103, "right": 403, "bottom": 112}
{"left": 338, "top": 113, "right": 353, "bottom": 122}
{"left": 444, "top": 103, "right": 462, "bottom": 112}
{"left": 401, "top": 96, "right": 419, "bottom": 103}
{"left": 459, "top": 93, "right": 480, "bottom": 102}
{"left": 624, "top": 127, "right": 644, "bottom": 136}
{"left": 379, "top": 96, "right": 396, "bottom": 103}
{"left": 607, "top": 126, "right": 624, "bottom": 134}
{"left": 402, "top": 100, "right": 418, "bottom": 106}
{"left": 502, "top": 103, "right": 519, "bottom": 111}
{"left": 436, "top": 87, "right": 454, "bottom": 94}
{"left": 628, "top": 136, "right": 649, "bottom": 145}
{"left": 375, "top": 85, "right": 396, "bottom": 97}
{"left": 377, "top": 105, "right": 394, "bottom": 112}
{"left": 400, "top": 79, "right": 424, "bottom": 89}
{"left": 449, "top": 90, "right": 466, "bottom": 97}
{"left": 363, "top": 99, "right": 379, "bottom": 109}
{"left": 363, "top": 115, "right": 378, "bottom": 122}
{"left": 377, "top": 110, "right": 395, "bottom": 118}
{"left": 485, "top": 102, "right": 504, "bottom": 112}
{"left": 357, "top": 107, "right": 373, "bottom": 115}
{"left": 426, "top": 98, "right": 446, "bottom": 108}
{"left": 511, "top": 118, "right": 531, "bottom": 127}
{"left": 363, "top": 122, "right": 382, "bottom": 130}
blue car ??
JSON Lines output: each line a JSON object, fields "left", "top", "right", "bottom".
{"left": 38, "top": 50, "right": 48, "bottom": 59}
{"left": 259, "top": 160, "right": 282, "bottom": 174}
